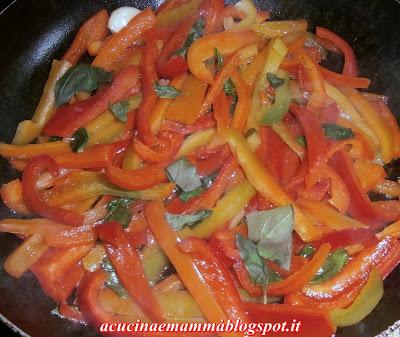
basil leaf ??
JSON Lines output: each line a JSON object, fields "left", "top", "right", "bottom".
{"left": 55, "top": 64, "right": 112, "bottom": 106}
{"left": 154, "top": 82, "right": 181, "bottom": 98}
{"left": 105, "top": 198, "right": 134, "bottom": 228}
{"left": 223, "top": 78, "right": 236, "bottom": 98}
{"left": 236, "top": 234, "right": 267, "bottom": 286}
{"left": 48, "top": 136, "right": 63, "bottom": 142}
{"left": 172, "top": 19, "right": 205, "bottom": 57}
{"left": 70, "top": 127, "right": 88, "bottom": 153}
{"left": 296, "top": 136, "right": 306, "bottom": 147}
{"left": 179, "top": 187, "right": 204, "bottom": 202}
{"left": 311, "top": 249, "right": 348, "bottom": 283}
{"left": 166, "top": 158, "right": 203, "bottom": 192}
{"left": 215, "top": 47, "right": 224, "bottom": 72}
{"left": 110, "top": 100, "right": 130, "bottom": 122}
{"left": 298, "top": 244, "right": 316, "bottom": 258}
{"left": 246, "top": 205, "right": 294, "bottom": 270}
{"left": 165, "top": 209, "right": 212, "bottom": 231}
{"left": 267, "top": 73, "right": 285, "bottom": 89}
{"left": 101, "top": 258, "right": 129, "bottom": 298}
{"left": 322, "top": 123, "right": 355, "bottom": 140}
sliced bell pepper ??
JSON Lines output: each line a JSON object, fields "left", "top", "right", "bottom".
{"left": 156, "top": 0, "right": 202, "bottom": 27}
{"left": 178, "top": 179, "right": 256, "bottom": 238}
{"left": 376, "top": 100, "right": 400, "bottom": 158}
{"left": 178, "top": 237, "right": 250, "bottom": 322}
{"left": 376, "top": 220, "right": 400, "bottom": 240}
{"left": 187, "top": 30, "right": 259, "bottom": 83}
{"left": 106, "top": 163, "right": 168, "bottom": 190}
{"left": 145, "top": 200, "right": 241, "bottom": 336}
{"left": 213, "top": 91, "right": 233, "bottom": 130}
{"left": 199, "top": 0, "right": 224, "bottom": 34}
{"left": 187, "top": 143, "right": 231, "bottom": 176}
{"left": 63, "top": 10, "right": 109, "bottom": 66}
{"left": 97, "top": 221, "right": 164, "bottom": 322}
{"left": 0, "top": 179, "right": 31, "bottom": 216}
{"left": 12, "top": 60, "right": 71, "bottom": 145}
{"left": 353, "top": 158, "right": 385, "bottom": 192}
{"left": 161, "top": 114, "right": 216, "bottom": 136}
{"left": 252, "top": 20, "right": 308, "bottom": 39}
{"left": 316, "top": 27, "right": 359, "bottom": 77}
{"left": 176, "top": 128, "right": 216, "bottom": 158}
{"left": 271, "top": 121, "right": 305, "bottom": 159}
{"left": 165, "top": 75, "right": 209, "bottom": 124}
{"left": 340, "top": 87, "right": 394, "bottom": 163}
{"left": 22, "top": 155, "right": 85, "bottom": 226}
{"left": 229, "top": 70, "right": 251, "bottom": 132}
{"left": 58, "top": 301, "right": 86, "bottom": 325}
{"left": 225, "top": 0, "right": 257, "bottom": 31}
{"left": 320, "top": 66, "right": 370, "bottom": 89}
{"left": 246, "top": 302, "right": 336, "bottom": 337}
{"left": 92, "top": 9, "right": 156, "bottom": 70}
{"left": 0, "top": 141, "right": 71, "bottom": 159}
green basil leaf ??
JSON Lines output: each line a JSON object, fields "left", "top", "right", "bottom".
{"left": 154, "top": 82, "right": 181, "bottom": 98}
{"left": 55, "top": 64, "right": 112, "bottom": 106}
{"left": 223, "top": 78, "right": 236, "bottom": 98}
{"left": 296, "top": 136, "right": 306, "bottom": 147}
{"left": 246, "top": 205, "right": 294, "bottom": 270}
{"left": 297, "top": 244, "right": 316, "bottom": 258}
{"left": 105, "top": 197, "right": 134, "bottom": 228}
{"left": 179, "top": 187, "right": 204, "bottom": 202}
{"left": 236, "top": 233, "right": 267, "bottom": 286}
{"left": 267, "top": 73, "right": 285, "bottom": 89}
{"left": 215, "top": 47, "right": 224, "bottom": 72}
{"left": 101, "top": 258, "right": 129, "bottom": 298}
{"left": 48, "top": 136, "right": 63, "bottom": 142}
{"left": 166, "top": 158, "right": 203, "bottom": 192}
{"left": 311, "top": 249, "right": 348, "bottom": 283}
{"left": 165, "top": 209, "right": 212, "bottom": 231}
{"left": 110, "top": 100, "right": 130, "bottom": 122}
{"left": 70, "top": 127, "right": 88, "bottom": 153}
{"left": 172, "top": 19, "right": 205, "bottom": 57}
{"left": 322, "top": 123, "right": 355, "bottom": 140}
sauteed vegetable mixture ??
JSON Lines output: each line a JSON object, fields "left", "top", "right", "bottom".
{"left": 1, "top": 1, "right": 400, "bottom": 336}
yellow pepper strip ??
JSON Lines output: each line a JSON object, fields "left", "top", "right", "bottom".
{"left": 4, "top": 234, "right": 49, "bottom": 278}
{"left": 98, "top": 287, "right": 204, "bottom": 323}
{"left": 340, "top": 87, "right": 394, "bottom": 163}
{"left": 236, "top": 44, "right": 258, "bottom": 65}
{"left": 226, "top": 0, "right": 257, "bottom": 31}
{"left": 253, "top": 20, "right": 308, "bottom": 39}
{"left": 0, "top": 141, "right": 71, "bottom": 159}
{"left": 82, "top": 244, "right": 107, "bottom": 272}
{"left": 219, "top": 128, "right": 323, "bottom": 241}
{"left": 330, "top": 268, "right": 383, "bottom": 327}
{"left": 241, "top": 43, "right": 270, "bottom": 86}
{"left": 373, "top": 179, "right": 400, "bottom": 197}
{"left": 325, "top": 83, "right": 380, "bottom": 151}
{"left": 12, "top": 60, "right": 71, "bottom": 145}
{"left": 150, "top": 74, "right": 188, "bottom": 134}
{"left": 271, "top": 122, "right": 305, "bottom": 159}
{"left": 44, "top": 171, "right": 174, "bottom": 205}
{"left": 179, "top": 180, "right": 256, "bottom": 238}
{"left": 176, "top": 128, "right": 216, "bottom": 158}
{"left": 248, "top": 38, "right": 288, "bottom": 130}
{"left": 345, "top": 244, "right": 365, "bottom": 255}
{"left": 141, "top": 242, "right": 170, "bottom": 287}
{"left": 376, "top": 220, "right": 400, "bottom": 240}
{"left": 165, "top": 75, "right": 208, "bottom": 125}
{"left": 297, "top": 198, "right": 368, "bottom": 231}
{"left": 156, "top": 0, "right": 202, "bottom": 27}
{"left": 353, "top": 158, "right": 385, "bottom": 192}
{"left": 122, "top": 147, "right": 143, "bottom": 170}
{"left": 85, "top": 111, "right": 126, "bottom": 146}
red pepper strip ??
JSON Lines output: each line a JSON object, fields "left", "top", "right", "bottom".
{"left": 59, "top": 301, "right": 87, "bottom": 324}
{"left": 22, "top": 155, "right": 85, "bottom": 226}
{"left": 126, "top": 210, "right": 149, "bottom": 249}
{"left": 230, "top": 70, "right": 251, "bottom": 132}
{"left": 329, "top": 150, "right": 390, "bottom": 228}
{"left": 167, "top": 155, "right": 239, "bottom": 214}
{"left": 66, "top": 66, "right": 140, "bottom": 136}
{"left": 106, "top": 163, "right": 168, "bottom": 190}
{"left": 246, "top": 303, "right": 336, "bottom": 337}
{"left": 320, "top": 66, "right": 370, "bottom": 88}
{"left": 143, "top": 25, "right": 177, "bottom": 44}
{"left": 97, "top": 221, "right": 164, "bottom": 322}
{"left": 286, "top": 236, "right": 400, "bottom": 309}
{"left": 133, "top": 131, "right": 184, "bottom": 163}
{"left": 62, "top": 10, "right": 109, "bottom": 65}
{"left": 199, "top": 0, "right": 225, "bottom": 34}
{"left": 285, "top": 158, "right": 308, "bottom": 198}
{"left": 188, "top": 143, "right": 231, "bottom": 176}
{"left": 92, "top": 9, "right": 156, "bottom": 71}
{"left": 316, "top": 27, "right": 359, "bottom": 77}
{"left": 156, "top": 15, "right": 195, "bottom": 78}
{"left": 137, "top": 40, "right": 160, "bottom": 146}
{"left": 299, "top": 179, "right": 330, "bottom": 202}
{"left": 311, "top": 228, "right": 378, "bottom": 251}
{"left": 31, "top": 245, "right": 92, "bottom": 302}
{"left": 213, "top": 91, "right": 232, "bottom": 130}
{"left": 178, "top": 237, "right": 250, "bottom": 323}
{"left": 290, "top": 104, "right": 327, "bottom": 187}
{"left": 160, "top": 114, "right": 216, "bottom": 136}
{"left": 373, "top": 201, "right": 400, "bottom": 222}
{"left": 45, "top": 225, "right": 97, "bottom": 248}
{"left": 42, "top": 88, "right": 106, "bottom": 137}
{"left": 155, "top": 0, "right": 189, "bottom": 14}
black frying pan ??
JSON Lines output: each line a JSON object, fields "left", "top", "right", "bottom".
{"left": 0, "top": 0, "right": 400, "bottom": 336}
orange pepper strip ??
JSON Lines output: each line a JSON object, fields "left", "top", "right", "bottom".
{"left": 241, "top": 44, "right": 270, "bottom": 86}
{"left": 229, "top": 71, "right": 251, "bottom": 132}
{"left": 145, "top": 200, "right": 243, "bottom": 337}
{"left": 267, "top": 243, "right": 331, "bottom": 296}
{"left": 187, "top": 30, "right": 259, "bottom": 84}
{"left": 294, "top": 48, "right": 327, "bottom": 109}
{"left": 340, "top": 87, "right": 394, "bottom": 163}
{"left": 92, "top": 9, "right": 156, "bottom": 70}
{"left": 213, "top": 91, "right": 232, "bottom": 130}
{"left": 323, "top": 166, "right": 350, "bottom": 214}
{"left": 62, "top": 10, "right": 109, "bottom": 65}
{"left": 320, "top": 66, "right": 370, "bottom": 89}
{"left": 0, "top": 179, "right": 31, "bottom": 216}
{"left": 353, "top": 158, "right": 386, "bottom": 192}
{"left": 0, "top": 141, "right": 71, "bottom": 159}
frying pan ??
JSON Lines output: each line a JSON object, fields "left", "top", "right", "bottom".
{"left": 0, "top": 0, "right": 400, "bottom": 336}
